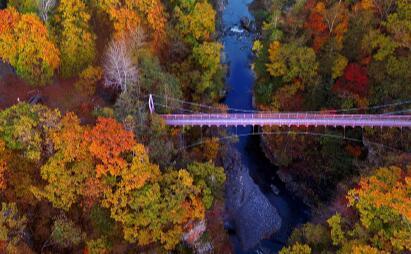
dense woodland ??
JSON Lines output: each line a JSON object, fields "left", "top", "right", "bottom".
{"left": 0, "top": 0, "right": 229, "bottom": 252}
{"left": 0, "top": 0, "right": 410, "bottom": 253}
{"left": 252, "top": 0, "right": 411, "bottom": 253}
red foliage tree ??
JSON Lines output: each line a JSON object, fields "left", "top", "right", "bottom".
{"left": 305, "top": 2, "right": 328, "bottom": 51}
{"left": 333, "top": 63, "right": 369, "bottom": 97}
{"left": 305, "top": 12, "right": 327, "bottom": 34}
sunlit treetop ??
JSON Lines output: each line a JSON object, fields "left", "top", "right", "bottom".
{"left": 0, "top": 8, "right": 60, "bottom": 85}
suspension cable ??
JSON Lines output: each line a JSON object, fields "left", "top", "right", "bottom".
{"left": 150, "top": 93, "right": 411, "bottom": 115}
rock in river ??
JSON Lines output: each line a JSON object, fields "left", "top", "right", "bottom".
{"left": 223, "top": 146, "right": 282, "bottom": 251}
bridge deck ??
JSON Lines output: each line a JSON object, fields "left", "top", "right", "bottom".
{"left": 161, "top": 113, "right": 411, "bottom": 128}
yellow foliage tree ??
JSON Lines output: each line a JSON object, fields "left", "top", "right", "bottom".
{"left": 74, "top": 66, "right": 103, "bottom": 96}
{"left": 32, "top": 113, "right": 95, "bottom": 211}
{"left": 102, "top": 143, "right": 205, "bottom": 250}
{"left": 53, "top": 0, "right": 96, "bottom": 78}
{"left": 175, "top": 1, "right": 216, "bottom": 44}
{"left": 0, "top": 8, "right": 60, "bottom": 85}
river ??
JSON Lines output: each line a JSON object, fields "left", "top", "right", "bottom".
{"left": 220, "top": 0, "right": 311, "bottom": 253}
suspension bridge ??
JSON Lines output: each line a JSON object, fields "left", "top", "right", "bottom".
{"left": 148, "top": 94, "right": 411, "bottom": 128}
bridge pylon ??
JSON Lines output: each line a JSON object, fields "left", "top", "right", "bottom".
{"left": 149, "top": 94, "right": 155, "bottom": 114}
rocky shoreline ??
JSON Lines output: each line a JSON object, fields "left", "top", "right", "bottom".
{"left": 219, "top": 144, "right": 282, "bottom": 251}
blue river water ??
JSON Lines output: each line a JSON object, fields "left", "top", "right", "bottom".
{"left": 221, "top": 0, "right": 310, "bottom": 253}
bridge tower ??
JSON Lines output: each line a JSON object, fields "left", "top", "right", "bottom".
{"left": 149, "top": 94, "right": 155, "bottom": 114}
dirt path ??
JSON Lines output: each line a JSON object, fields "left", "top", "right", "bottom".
{"left": 0, "top": 73, "right": 111, "bottom": 123}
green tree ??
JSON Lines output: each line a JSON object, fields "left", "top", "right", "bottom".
{"left": 86, "top": 237, "right": 110, "bottom": 254}
{"left": 384, "top": 0, "right": 411, "bottom": 49}
{"left": 288, "top": 223, "right": 331, "bottom": 252}
{"left": 279, "top": 242, "right": 311, "bottom": 254}
{"left": 327, "top": 214, "right": 345, "bottom": 246}
{"left": 187, "top": 162, "right": 226, "bottom": 209}
{"left": 266, "top": 41, "right": 319, "bottom": 85}
{"left": 0, "top": 203, "right": 27, "bottom": 250}
{"left": 7, "top": 0, "right": 38, "bottom": 13}
{"left": 192, "top": 42, "right": 223, "bottom": 98}
{"left": 362, "top": 30, "right": 397, "bottom": 61}
{"left": 49, "top": 216, "right": 85, "bottom": 249}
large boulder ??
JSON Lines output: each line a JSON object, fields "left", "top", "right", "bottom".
{"left": 240, "top": 17, "right": 256, "bottom": 32}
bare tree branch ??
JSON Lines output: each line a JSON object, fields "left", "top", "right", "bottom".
{"left": 372, "top": 0, "right": 395, "bottom": 20}
{"left": 103, "top": 39, "right": 138, "bottom": 92}
{"left": 38, "top": 0, "right": 57, "bottom": 23}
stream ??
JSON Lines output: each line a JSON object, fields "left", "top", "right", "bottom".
{"left": 220, "top": 0, "right": 311, "bottom": 253}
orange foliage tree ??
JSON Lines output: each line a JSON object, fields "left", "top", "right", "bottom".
{"left": 0, "top": 8, "right": 60, "bottom": 85}
{"left": 304, "top": 1, "right": 349, "bottom": 50}
{"left": 96, "top": 0, "right": 166, "bottom": 48}
{"left": 84, "top": 117, "right": 136, "bottom": 177}
{"left": 108, "top": 8, "right": 141, "bottom": 40}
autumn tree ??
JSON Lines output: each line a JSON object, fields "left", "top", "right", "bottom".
{"left": 86, "top": 238, "right": 110, "bottom": 254}
{"left": 283, "top": 165, "right": 411, "bottom": 253}
{"left": 108, "top": 8, "right": 141, "bottom": 40}
{"left": 305, "top": 1, "right": 328, "bottom": 50}
{"left": 348, "top": 166, "right": 411, "bottom": 227}
{"left": 31, "top": 113, "right": 95, "bottom": 211}
{"left": 332, "top": 63, "right": 369, "bottom": 105}
{"left": 362, "top": 29, "right": 397, "bottom": 61}
{"left": 372, "top": 0, "right": 395, "bottom": 20}
{"left": 304, "top": 1, "right": 349, "bottom": 50}
{"left": 0, "top": 103, "right": 60, "bottom": 161}
{"left": 332, "top": 54, "right": 348, "bottom": 79}
{"left": 128, "top": 0, "right": 167, "bottom": 47}
{"left": 74, "top": 66, "right": 103, "bottom": 96}
{"left": 53, "top": 0, "right": 96, "bottom": 78}
{"left": 266, "top": 41, "right": 319, "bottom": 85}
{"left": 84, "top": 117, "right": 136, "bottom": 177}
{"left": 94, "top": 0, "right": 166, "bottom": 48}
{"left": 101, "top": 143, "right": 206, "bottom": 250}
{"left": 175, "top": 0, "right": 216, "bottom": 44}
{"left": 0, "top": 8, "right": 60, "bottom": 85}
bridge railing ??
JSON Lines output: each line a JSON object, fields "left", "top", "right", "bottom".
{"left": 160, "top": 113, "right": 411, "bottom": 128}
